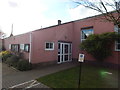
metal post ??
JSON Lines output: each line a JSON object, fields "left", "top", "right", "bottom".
{"left": 78, "top": 62, "right": 82, "bottom": 88}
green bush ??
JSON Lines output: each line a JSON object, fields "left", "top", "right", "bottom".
{"left": 2, "top": 54, "right": 12, "bottom": 62}
{"left": 17, "top": 59, "right": 32, "bottom": 71}
{"left": 5, "top": 57, "right": 13, "bottom": 66}
{"left": 5, "top": 55, "right": 20, "bottom": 67}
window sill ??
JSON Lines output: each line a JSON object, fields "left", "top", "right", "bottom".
{"left": 45, "top": 49, "right": 54, "bottom": 51}
{"left": 115, "top": 49, "right": 120, "bottom": 51}
{"left": 24, "top": 51, "right": 29, "bottom": 53}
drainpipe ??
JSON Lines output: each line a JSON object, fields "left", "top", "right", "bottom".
{"left": 29, "top": 32, "right": 32, "bottom": 63}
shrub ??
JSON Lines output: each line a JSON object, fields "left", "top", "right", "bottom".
{"left": 5, "top": 57, "right": 13, "bottom": 66}
{"left": 5, "top": 55, "right": 20, "bottom": 67}
{"left": 17, "top": 59, "right": 32, "bottom": 71}
{"left": 0, "top": 51, "right": 12, "bottom": 62}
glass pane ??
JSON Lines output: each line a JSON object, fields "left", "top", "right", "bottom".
{"left": 24, "top": 44, "right": 29, "bottom": 52}
{"left": 46, "top": 43, "right": 49, "bottom": 48}
{"left": 62, "top": 55, "right": 63, "bottom": 61}
{"left": 69, "top": 44, "right": 71, "bottom": 53}
{"left": 83, "top": 31, "right": 87, "bottom": 39}
{"left": 114, "top": 25, "right": 118, "bottom": 32}
{"left": 65, "top": 55, "right": 68, "bottom": 61}
{"left": 11, "top": 45, "right": 13, "bottom": 51}
{"left": 20, "top": 44, "right": 24, "bottom": 50}
{"left": 25, "top": 45, "right": 27, "bottom": 51}
{"left": 15, "top": 45, "right": 17, "bottom": 51}
{"left": 58, "top": 55, "right": 60, "bottom": 62}
{"left": 50, "top": 43, "right": 53, "bottom": 48}
{"left": 26, "top": 45, "right": 28, "bottom": 51}
{"left": 13, "top": 45, "right": 14, "bottom": 51}
{"left": 58, "top": 49, "right": 60, "bottom": 54}
{"left": 58, "top": 43, "right": 60, "bottom": 54}
{"left": 81, "top": 31, "right": 85, "bottom": 39}
{"left": 82, "top": 29, "right": 93, "bottom": 40}
{"left": 58, "top": 43, "right": 60, "bottom": 49}
{"left": 118, "top": 44, "right": 120, "bottom": 49}
{"left": 118, "top": 39, "right": 120, "bottom": 43}
{"left": 65, "top": 44, "right": 68, "bottom": 54}
{"left": 83, "top": 30, "right": 93, "bottom": 36}
{"left": 16, "top": 45, "right": 19, "bottom": 52}
{"left": 62, "top": 44, "right": 63, "bottom": 54}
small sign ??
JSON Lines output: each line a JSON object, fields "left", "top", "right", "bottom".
{"left": 78, "top": 54, "right": 85, "bottom": 62}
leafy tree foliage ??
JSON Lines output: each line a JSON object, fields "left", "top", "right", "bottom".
{"left": 80, "top": 32, "right": 120, "bottom": 61}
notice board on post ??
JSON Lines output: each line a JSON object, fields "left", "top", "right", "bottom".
{"left": 78, "top": 54, "right": 85, "bottom": 62}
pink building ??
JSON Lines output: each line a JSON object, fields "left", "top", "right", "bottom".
{"left": 0, "top": 39, "right": 3, "bottom": 51}
{"left": 3, "top": 14, "right": 120, "bottom": 65}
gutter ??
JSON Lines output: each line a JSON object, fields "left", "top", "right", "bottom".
{"left": 29, "top": 32, "right": 32, "bottom": 63}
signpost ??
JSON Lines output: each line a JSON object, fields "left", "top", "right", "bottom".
{"left": 78, "top": 54, "right": 84, "bottom": 62}
{"left": 78, "top": 53, "right": 85, "bottom": 88}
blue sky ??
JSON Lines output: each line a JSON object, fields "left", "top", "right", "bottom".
{"left": 0, "top": 0, "right": 100, "bottom": 36}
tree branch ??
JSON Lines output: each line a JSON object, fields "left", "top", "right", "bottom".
{"left": 73, "top": 0, "right": 120, "bottom": 25}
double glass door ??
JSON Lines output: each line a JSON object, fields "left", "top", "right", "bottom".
{"left": 58, "top": 42, "right": 72, "bottom": 63}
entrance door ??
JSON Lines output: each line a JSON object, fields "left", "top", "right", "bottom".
{"left": 58, "top": 42, "right": 72, "bottom": 63}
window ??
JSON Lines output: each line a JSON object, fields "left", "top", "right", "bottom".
{"left": 114, "top": 25, "right": 120, "bottom": 51}
{"left": 24, "top": 44, "right": 30, "bottom": 52}
{"left": 81, "top": 28, "right": 93, "bottom": 42}
{"left": 115, "top": 40, "right": 120, "bottom": 51}
{"left": 20, "top": 44, "right": 24, "bottom": 50}
{"left": 45, "top": 42, "right": 54, "bottom": 50}
{"left": 11, "top": 44, "right": 19, "bottom": 52}
{"left": 9, "top": 44, "right": 11, "bottom": 50}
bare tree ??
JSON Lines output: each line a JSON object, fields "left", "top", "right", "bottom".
{"left": 73, "top": 0, "right": 120, "bottom": 27}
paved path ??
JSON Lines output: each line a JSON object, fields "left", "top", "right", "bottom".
{"left": 2, "top": 61, "right": 79, "bottom": 89}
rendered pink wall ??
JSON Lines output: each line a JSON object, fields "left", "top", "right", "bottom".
{"left": 0, "top": 39, "right": 3, "bottom": 51}
{"left": 4, "top": 33, "right": 30, "bottom": 60}
{"left": 31, "top": 23, "right": 73, "bottom": 64}
{"left": 72, "top": 16, "right": 119, "bottom": 64}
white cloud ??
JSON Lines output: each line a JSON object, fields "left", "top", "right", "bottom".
{"left": 0, "top": 0, "right": 56, "bottom": 36}
{"left": 8, "top": 0, "right": 18, "bottom": 7}
{"left": 0, "top": 0, "right": 115, "bottom": 37}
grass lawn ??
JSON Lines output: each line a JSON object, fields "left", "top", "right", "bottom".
{"left": 37, "top": 64, "right": 118, "bottom": 88}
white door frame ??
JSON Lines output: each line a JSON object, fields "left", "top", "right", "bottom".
{"left": 58, "top": 42, "right": 72, "bottom": 64}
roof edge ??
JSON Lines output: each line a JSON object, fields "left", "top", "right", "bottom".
{"left": 33, "top": 10, "right": 116, "bottom": 32}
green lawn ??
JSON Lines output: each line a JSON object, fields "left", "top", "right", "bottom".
{"left": 37, "top": 64, "right": 118, "bottom": 88}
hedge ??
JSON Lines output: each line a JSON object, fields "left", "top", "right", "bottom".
{"left": 17, "top": 59, "right": 32, "bottom": 71}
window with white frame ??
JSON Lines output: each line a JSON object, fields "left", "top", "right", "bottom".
{"left": 20, "top": 44, "right": 24, "bottom": 50}
{"left": 9, "top": 44, "right": 11, "bottom": 50}
{"left": 24, "top": 44, "right": 30, "bottom": 52}
{"left": 81, "top": 27, "right": 93, "bottom": 42}
{"left": 114, "top": 25, "right": 120, "bottom": 51}
{"left": 11, "top": 44, "right": 19, "bottom": 52}
{"left": 45, "top": 42, "right": 54, "bottom": 50}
